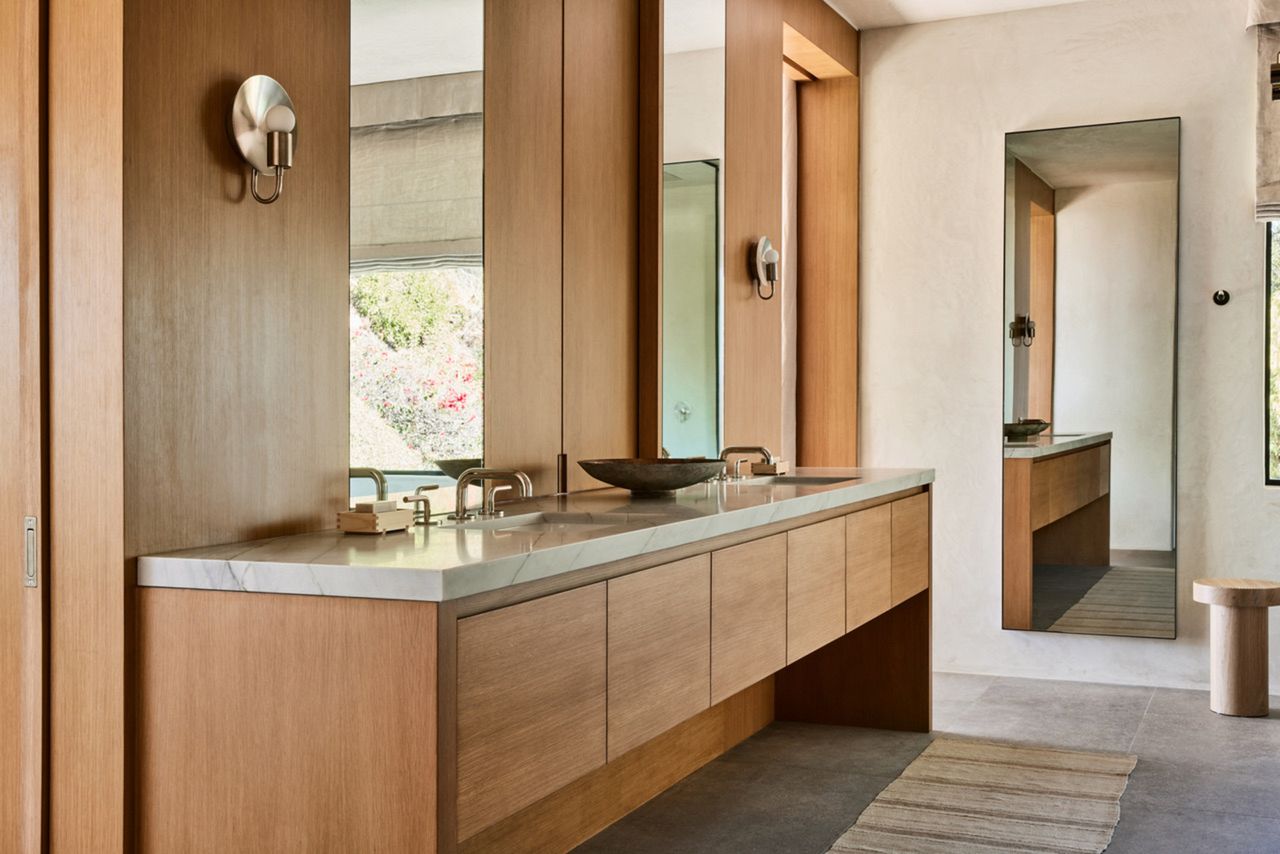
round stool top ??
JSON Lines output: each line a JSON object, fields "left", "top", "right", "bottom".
{"left": 1193, "top": 578, "right": 1280, "bottom": 608}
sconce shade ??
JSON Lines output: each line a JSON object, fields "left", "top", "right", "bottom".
{"left": 228, "top": 75, "right": 298, "bottom": 173}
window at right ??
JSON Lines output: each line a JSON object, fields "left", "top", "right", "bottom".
{"left": 1270, "top": 223, "right": 1280, "bottom": 484}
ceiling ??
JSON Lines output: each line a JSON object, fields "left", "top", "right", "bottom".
{"left": 1006, "top": 120, "right": 1180, "bottom": 189}
{"left": 825, "top": 0, "right": 1091, "bottom": 30}
{"left": 352, "top": 0, "right": 1095, "bottom": 84}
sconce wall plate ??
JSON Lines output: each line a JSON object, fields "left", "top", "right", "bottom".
{"left": 748, "top": 236, "right": 780, "bottom": 300}
{"left": 228, "top": 75, "right": 297, "bottom": 204}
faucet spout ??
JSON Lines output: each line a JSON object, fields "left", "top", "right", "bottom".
{"left": 452, "top": 468, "right": 534, "bottom": 521}
{"left": 717, "top": 446, "right": 775, "bottom": 480}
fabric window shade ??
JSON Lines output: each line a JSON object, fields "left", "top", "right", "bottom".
{"left": 1252, "top": 7, "right": 1280, "bottom": 219}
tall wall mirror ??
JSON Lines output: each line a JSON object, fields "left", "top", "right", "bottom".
{"left": 1002, "top": 118, "right": 1179, "bottom": 639}
{"left": 348, "top": 0, "right": 484, "bottom": 505}
{"left": 662, "top": 0, "right": 725, "bottom": 458}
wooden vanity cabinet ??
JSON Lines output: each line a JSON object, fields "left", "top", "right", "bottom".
{"left": 455, "top": 583, "right": 607, "bottom": 840}
{"left": 710, "top": 533, "right": 788, "bottom": 704}
{"left": 786, "top": 518, "right": 847, "bottom": 663}
{"left": 846, "top": 504, "right": 892, "bottom": 631}
{"left": 606, "top": 556, "right": 711, "bottom": 760}
{"left": 891, "top": 492, "right": 930, "bottom": 606}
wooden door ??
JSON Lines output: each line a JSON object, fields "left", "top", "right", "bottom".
{"left": 1, "top": 0, "right": 45, "bottom": 847}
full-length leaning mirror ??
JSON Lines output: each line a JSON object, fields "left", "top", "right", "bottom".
{"left": 348, "top": 0, "right": 485, "bottom": 504}
{"left": 661, "top": 0, "right": 725, "bottom": 458}
{"left": 1002, "top": 118, "right": 1179, "bottom": 639}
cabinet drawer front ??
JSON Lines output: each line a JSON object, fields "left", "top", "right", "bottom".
{"left": 846, "top": 504, "right": 892, "bottom": 631}
{"left": 1030, "top": 444, "right": 1109, "bottom": 530}
{"left": 607, "top": 556, "right": 711, "bottom": 760}
{"left": 891, "top": 493, "right": 930, "bottom": 606}
{"left": 787, "top": 518, "right": 846, "bottom": 663}
{"left": 710, "top": 533, "right": 787, "bottom": 704}
{"left": 457, "top": 584, "right": 607, "bottom": 840}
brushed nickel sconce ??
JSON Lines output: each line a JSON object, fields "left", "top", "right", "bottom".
{"left": 228, "top": 75, "right": 297, "bottom": 204}
{"left": 1009, "top": 314, "right": 1036, "bottom": 347}
{"left": 748, "top": 236, "right": 779, "bottom": 300}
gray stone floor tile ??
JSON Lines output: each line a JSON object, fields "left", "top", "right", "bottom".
{"left": 721, "top": 721, "right": 931, "bottom": 776}
{"left": 1106, "top": 804, "right": 1280, "bottom": 854}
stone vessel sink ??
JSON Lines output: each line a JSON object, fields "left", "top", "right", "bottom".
{"left": 579, "top": 458, "right": 726, "bottom": 497}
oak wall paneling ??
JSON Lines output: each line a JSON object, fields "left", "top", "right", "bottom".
{"left": 637, "top": 0, "right": 663, "bottom": 458}
{"left": 135, "top": 590, "right": 438, "bottom": 852}
{"left": 563, "top": 0, "right": 639, "bottom": 491}
{"left": 48, "top": 0, "right": 126, "bottom": 847}
{"left": 723, "top": 0, "right": 859, "bottom": 456}
{"left": 484, "top": 0, "right": 565, "bottom": 494}
{"left": 1, "top": 0, "right": 45, "bottom": 847}
{"left": 122, "top": 0, "right": 350, "bottom": 561}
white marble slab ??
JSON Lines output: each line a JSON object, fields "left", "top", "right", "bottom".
{"left": 1003, "top": 432, "right": 1112, "bottom": 460}
{"left": 138, "top": 467, "right": 934, "bottom": 602}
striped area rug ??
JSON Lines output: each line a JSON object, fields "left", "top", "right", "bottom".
{"left": 828, "top": 738, "right": 1137, "bottom": 853}
{"left": 1048, "top": 566, "right": 1175, "bottom": 639}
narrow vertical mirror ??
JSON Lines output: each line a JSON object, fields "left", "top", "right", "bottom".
{"left": 1002, "top": 118, "right": 1179, "bottom": 639}
{"left": 662, "top": 0, "right": 725, "bottom": 458}
{"left": 348, "top": 0, "right": 484, "bottom": 506}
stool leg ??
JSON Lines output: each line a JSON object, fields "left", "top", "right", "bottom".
{"left": 1209, "top": 604, "right": 1270, "bottom": 717}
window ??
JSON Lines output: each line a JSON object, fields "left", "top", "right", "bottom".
{"left": 1269, "top": 224, "right": 1280, "bottom": 483}
{"left": 350, "top": 267, "right": 483, "bottom": 472}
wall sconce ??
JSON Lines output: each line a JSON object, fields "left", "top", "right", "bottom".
{"left": 748, "top": 236, "right": 779, "bottom": 300}
{"left": 228, "top": 75, "right": 297, "bottom": 204}
{"left": 1009, "top": 314, "right": 1036, "bottom": 347}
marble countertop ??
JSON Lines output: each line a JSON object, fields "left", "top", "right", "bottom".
{"left": 138, "top": 467, "right": 934, "bottom": 603}
{"left": 1003, "top": 431, "right": 1112, "bottom": 459}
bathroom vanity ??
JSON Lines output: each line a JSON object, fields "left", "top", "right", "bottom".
{"left": 134, "top": 469, "right": 933, "bottom": 852}
{"left": 1003, "top": 433, "right": 1112, "bottom": 630}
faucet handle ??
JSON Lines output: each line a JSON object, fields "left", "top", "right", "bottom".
{"left": 484, "top": 485, "right": 514, "bottom": 517}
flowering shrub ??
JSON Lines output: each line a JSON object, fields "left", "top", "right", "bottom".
{"left": 350, "top": 268, "right": 483, "bottom": 468}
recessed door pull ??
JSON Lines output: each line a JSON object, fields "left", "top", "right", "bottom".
{"left": 23, "top": 516, "right": 37, "bottom": 588}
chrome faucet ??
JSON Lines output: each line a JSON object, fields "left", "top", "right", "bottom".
{"left": 452, "top": 468, "right": 534, "bottom": 521}
{"left": 718, "top": 446, "right": 775, "bottom": 480}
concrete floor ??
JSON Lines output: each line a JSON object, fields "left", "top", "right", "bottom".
{"left": 575, "top": 673, "right": 1280, "bottom": 853}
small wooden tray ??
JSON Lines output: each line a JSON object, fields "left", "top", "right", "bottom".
{"left": 338, "top": 508, "right": 414, "bottom": 535}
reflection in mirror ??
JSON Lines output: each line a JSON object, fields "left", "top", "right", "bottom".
{"left": 1002, "top": 118, "right": 1179, "bottom": 640}
{"left": 662, "top": 0, "right": 724, "bottom": 458}
{"left": 349, "top": 0, "right": 484, "bottom": 505}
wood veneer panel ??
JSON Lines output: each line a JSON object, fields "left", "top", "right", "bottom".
{"left": 122, "top": 0, "right": 349, "bottom": 560}
{"left": 636, "top": 0, "right": 663, "bottom": 458}
{"left": 48, "top": 0, "right": 125, "bottom": 847}
{"left": 135, "top": 589, "right": 437, "bottom": 852}
{"left": 776, "top": 590, "right": 931, "bottom": 733}
{"left": 1003, "top": 457, "right": 1034, "bottom": 630}
{"left": 724, "top": 0, "right": 858, "bottom": 454}
{"left": 796, "top": 73, "right": 859, "bottom": 467}
{"left": 1027, "top": 211, "right": 1055, "bottom": 422}
{"left": 1029, "top": 443, "right": 1109, "bottom": 531}
{"left": 607, "top": 556, "right": 711, "bottom": 760}
{"left": 891, "top": 493, "right": 930, "bottom": 606}
{"left": 1, "top": 0, "right": 44, "bottom": 846}
{"left": 846, "top": 504, "right": 891, "bottom": 631}
{"left": 1034, "top": 494, "right": 1110, "bottom": 567}
{"left": 484, "top": 0, "right": 563, "bottom": 493}
{"left": 786, "top": 518, "right": 846, "bottom": 663}
{"left": 457, "top": 583, "right": 607, "bottom": 841}
{"left": 563, "top": 0, "right": 638, "bottom": 491}
{"left": 711, "top": 533, "right": 787, "bottom": 704}
{"left": 459, "top": 679, "right": 773, "bottom": 854}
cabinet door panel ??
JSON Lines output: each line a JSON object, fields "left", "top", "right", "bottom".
{"left": 846, "top": 504, "right": 892, "bottom": 631}
{"left": 457, "top": 583, "right": 607, "bottom": 840}
{"left": 891, "top": 493, "right": 930, "bottom": 606}
{"left": 787, "top": 518, "right": 845, "bottom": 663}
{"left": 711, "top": 534, "right": 786, "bottom": 704}
{"left": 607, "top": 556, "right": 711, "bottom": 760}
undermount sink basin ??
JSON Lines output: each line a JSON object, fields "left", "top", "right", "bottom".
{"left": 740, "top": 475, "right": 861, "bottom": 486}
{"left": 448, "top": 511, "right": 648, "bottom": 536}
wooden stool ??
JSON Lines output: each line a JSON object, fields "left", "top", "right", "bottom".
{"left": 1193, "top": 579, "right": 1280, "bottom": 717}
